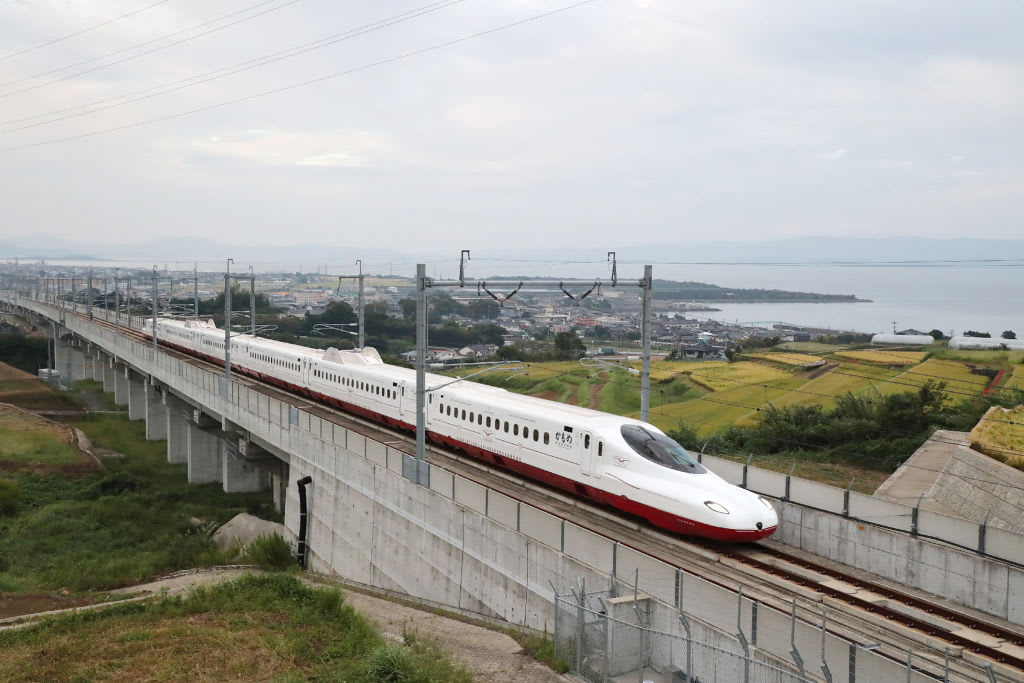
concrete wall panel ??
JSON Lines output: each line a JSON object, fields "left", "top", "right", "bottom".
{"left": 614, "top": 544, "right": 676, "bottom": 606}
{"left": 790, "top": 478, "right": 845, "bottom": 514}
{"left": 855, "top": 647, "right": 910, "bottom": 682}
{"left": 487, "top": 490, "right": 519, "bottom": 529}
{"left": 918, "top": 509, "right": 978, "bottom": 549}
{"left": 385, "top": 447, "right": 404, "bottom": 474}
{"left": 562, "top": 523, "right": 614, "bottom": 572}
{"left": 987, "top": 527, "right": 1024, "bottom": 566}
{"left": 519, "top": 504, "right": 562, "bottom": 550}
{"left": 704, "top": 456, "right": 744, "bottom": 486}
{"left": 348, "top": 432, "right": 366, "bottom": 458}
{"left": 365, "top": 438, "right": 386, "bottom": 465}
{"left": 847, "top": 492, "right": 912, "bottom": 532}
{"left": 683, "top": 575, "right": 742, "bottom": 635}
{"left": 746, "top": 467, "right": 787, "bottom": 499}
{"left": 453, "top": 475, "right": 487, "bottom": 516}
{"left": 753, "top": 603, "right": 791, "bottom": 661}
{"left": 363, "top": 438, "right": 386, "bottom": 467}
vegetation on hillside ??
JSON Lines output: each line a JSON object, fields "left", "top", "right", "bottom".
{"left": 0, "top": 574, "right": 473, "bottom": 682}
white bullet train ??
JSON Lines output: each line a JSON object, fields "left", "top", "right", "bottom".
{"left": 149, "top": 317, "right": 778, "bottom": 541}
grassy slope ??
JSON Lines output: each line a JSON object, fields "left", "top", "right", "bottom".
{"left": 0, "top": 574, "right": 472, "bottom": 683}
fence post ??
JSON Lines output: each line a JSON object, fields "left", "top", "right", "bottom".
{"left": 911, "top": 494, "right": 924, "bottom": 537}
{"left": 784, "top": 463, "right": 796, "bottom": 501}
{"left": 742, "top": 453, "right": 753, "bottom": 488}
{"left": 842, "top": 478, "right": 855, "bottom": 517}
{"left": 820, "top": 609, "right": 833, "bottom": 683}
{"left": 678, "top": 570, "right": 692, "bottom": 683}
{"left": 575, "top": 577, "right": 586, "bottom": 675}
{"left": 789, "top": 598, "right": 805, "bottom": 678}
{"left": 737, "top": 586, "right": 750, "bottom": 683}
{"left": 978, "top": 509, "right": 991, "bottom": 557}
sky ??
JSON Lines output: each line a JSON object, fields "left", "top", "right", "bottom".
{"left": 0, "top": 0, "right": 1022, "bottom": 253}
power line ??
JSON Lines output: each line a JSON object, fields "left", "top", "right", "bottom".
{"left": 0, "top": 0, "right": 174, "bottom": 63}
{"left": 0, "top": 0, "right": 299, "bottom": 94}
{"left": 0, "top": 0, "right": 465, "bottom": 133}
{"left": 1, "top": 0, "right": 596, "bottom": 153}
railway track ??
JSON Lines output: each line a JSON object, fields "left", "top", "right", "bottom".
{"left": 35, "top": 303, "right": 1024, "bottom": 681}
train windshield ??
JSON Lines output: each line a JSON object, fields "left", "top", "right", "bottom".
{"left": 620, "top": 425, "right": 707, "bottom": 474}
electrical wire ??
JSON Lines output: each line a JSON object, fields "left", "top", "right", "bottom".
{"left": 1, "top": 0, "right": 596, "bottom": 152}
{"left": 0, "top": 0, "right": 301, "bottom": 95}
{"left": 0, "top": 0, "right": 174, "bottom": 63}
{"left": 0, "top": 0, "right": 465, "bottom": 129}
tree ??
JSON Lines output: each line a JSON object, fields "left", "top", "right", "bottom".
{"left": 964, "top": 330, "right": 991, "bottom": 338}
{"left": 553, "top": 331, "right": 587, "bottom": 360}
{"left": 1002, "top": 330, "right": 1017, "bottom": 340}
{"left": 399, "top": 297, "right": 416, "bottom": 319}
{"left": 928, "top": 329, "right": 946, "bottom": 340}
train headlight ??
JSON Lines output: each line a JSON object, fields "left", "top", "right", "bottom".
{"left": 757, "top": 496, "right": 775, "bottom": 511}
{"left": 704, "top": 501, "right": 729, "bottom": 515}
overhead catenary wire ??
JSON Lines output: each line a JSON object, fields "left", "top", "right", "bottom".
{"left": 0, "top": 0, "right": 174, "bottom": 63}
{"left": 0, "top": 0, "right": 465, "bottom": 128}
{"left": 0, "top": 0, "right": 302, "bottom": 95}
{"left": 1, "top": 0, "right": 596, "bottom": 153}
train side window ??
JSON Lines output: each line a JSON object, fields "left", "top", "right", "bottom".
{"left": 513, "top": 424, "right": 519, "bottom": 436}
{"left": 447, "top": 406, "right": 451, "bottom": 416}
{"left": 477, "top": 414, "right": 483, "bottom": 425}
{"left": 469, "top": 411, "right": 474, "bottom": 422}
{"left": 543, "top": 432, "right": 549, "bottom": 445}
{"left": 486, "top": 417, "right": 491, "bottom": 428}
{"left": 522, "top": 424, "right": 528, "bottom": 438}
{"left": 503, "top": 421, "right": 509, "bottom": 433}
{"left": 598, "top": 442, "right": 603, "bottom": 457}
{"left": 584, "top": 434, "right": 591, "bottom": 449}
{"left": 533, "top": 429, "right": 539, "bottom": 442}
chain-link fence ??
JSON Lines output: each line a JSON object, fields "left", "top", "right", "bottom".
{"left": 554, "top": 579, "right": 811, "bottom": 683}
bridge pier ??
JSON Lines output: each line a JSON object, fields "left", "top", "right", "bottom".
{"left": 145, "top": 380, "right": 167, "bottom": 440}
{"left": 186, "top": 415, "right": 222, "bottom": 484}
{"left": 164, "top": 394, "right": 189, "bottom": 465}
{"left": 127, "top": 371, "right": 146, "bottom": 421}
{"left": 92, "top": 349, "right": 104, "bottom": 382}
{"left": 113, "top": 364, "right": 130, "bottom": 407}
{"left": 102, "top": 357, "right": 116, "bottom": 393}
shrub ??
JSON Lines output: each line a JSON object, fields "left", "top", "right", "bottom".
{"left": 0, "top": 479, "right": 22, "bottom": 515}
{"left": 241, "top": 533, "right": 295, "bottom": 571}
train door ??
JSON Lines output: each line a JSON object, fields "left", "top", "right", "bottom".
{"left": 580, "top": 431, "right": 594, "bottom": 476}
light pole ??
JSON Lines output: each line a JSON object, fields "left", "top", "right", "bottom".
{"left": 224, "top": 258, "right": 234, "bottom": 382}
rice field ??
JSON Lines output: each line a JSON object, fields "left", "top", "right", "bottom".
{"left": 833, "top": 350, "right": 928, "bottom": 365}
{"left": 776, "top": 341, "right": 851, "bottom": 354}
{"left": 458, "top": 348, "right": 1020, "bottom": 437}
{"left": 873, "top": 358, "right": 990, "bottom": 399}
{"left": 969, "top": 405, "right": 1024, "bottom": 466}
{"left": 685, "top": 361, "right": 792, "bottom": 392}
{"left": 746, "top": 351, "right": 824, "bottom": 367}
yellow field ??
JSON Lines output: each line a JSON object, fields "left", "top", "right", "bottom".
{"left": 834, "top": 350, "right": 928, "bottom": 365}
{"left": 746, "top": 352, "right": 824, "bottom": 367}
{"left": 649, "top": 375, "right": 805, "bottom": 435}
{"left": 969, "top": 405, "right": 1024, "bottom": 466}
{"left": 874, "top": 358, "right": 989, "bottom": 399}
{"left": 628, "top": 360, "right": 727, "bottom": 381}
{"left": 686, "top": 361, "right": 793, "bottom": 392}
{"left": 755, "top": 363, "right": 901, "bottom": 415}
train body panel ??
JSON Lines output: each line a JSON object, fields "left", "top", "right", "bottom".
{"left": 147, "top": 317, "right": 777, "bottom": 541}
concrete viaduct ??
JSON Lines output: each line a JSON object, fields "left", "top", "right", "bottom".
{"left": 5, "top": 291, "right": 1024, "bottom": 682}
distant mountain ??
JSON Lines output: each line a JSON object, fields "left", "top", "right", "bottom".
{"left": 1, "top": 235, "right": 1021, "bottom": 269}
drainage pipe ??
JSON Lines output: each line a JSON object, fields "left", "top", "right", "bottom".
{"left": 296, "top": 475, "right": 313, "bottom": 568}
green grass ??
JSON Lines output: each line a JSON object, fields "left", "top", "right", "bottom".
{"left": 649, "top": 377, "right": 803, "bottom": 435}
{"left": 0, "top": 413, "right": 79, "bottom": 465}
{"left": 0, "top": 413, "right": 280, "bottom": 593}
{"left": 765, "top": 363, "right": 902, "bottom": 413}
{"left": 0, "top": 574, "right": 473, "bottom": 682}
{"left": 776, "top": 341, "right": 852, "bottom": 353}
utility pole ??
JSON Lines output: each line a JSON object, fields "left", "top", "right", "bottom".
{"left": 415, "top": 263, "right": 427, "bottom": 481}
{"left": 126, "top": 277, "right": 133, "bottom": 328}
{"left": 152, "top": 266, "right": 159, "bottom": 354}
{"left": 114, "top": 269, "right": 120, "bottom": 337}
{"left": 335, "top": 260, "right": 365, "bottom": 349}
{"left": 71, "top": 277, "right": 77, "bottom": 313}
{"left": 87, "top": 270, "right": 93, "bottom": 319}
{"left": 640, "top": 264, "right": 652, "bottom": 423}
{"left": 193, "top": 263, "right": 199, "bottom": 321}
{"left": 249, "top": 265, "right": 256, "bottom": 337}
{"left": 224, "top": 258, "right": 234, "bottom": 382}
